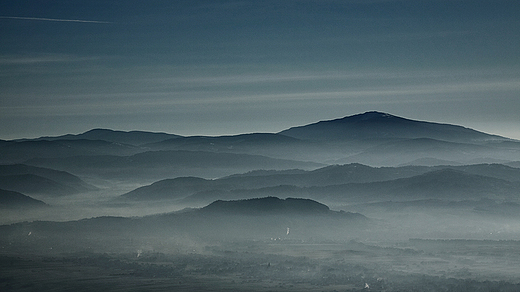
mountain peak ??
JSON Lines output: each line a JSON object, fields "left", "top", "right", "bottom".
{"left": 325, "top": 111, "right": 410, "bottom": 125}
{"left": 279, "top": 111, "right": 505, "bottom": 143}
{"left": 348, "top": 111, "right": 395, "bottom": 121}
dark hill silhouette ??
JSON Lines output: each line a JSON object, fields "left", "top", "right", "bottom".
{"left": 22, "top": 128, "right": 180, "bottom": 146}
{"left": 200, "top": 197, "right": 330, "bottom": 215}
{"left": 0, "top": 188, "right": 47, "bottom": 208}
{"left": 0, "top": 198, "right": 369, "bottom": 247}
{"left": 279, "top": 111, "right": 507, "bottom": 143}
{"left": 181, "top": 186, "right": 308, "bottom": 206}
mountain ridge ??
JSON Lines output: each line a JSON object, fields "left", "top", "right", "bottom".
{"left": 279, "top": 111, "right": 509, "bottom": 143}
{"left": 119, "top": 163, "right": 520, "bottom": 203}
{"left": 17, "top": 128, "right": 180, "bottom": 146}
{"left": 3, "top": 111, "right": 518, "bottom": 168}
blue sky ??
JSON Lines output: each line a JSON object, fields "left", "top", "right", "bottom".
{"left": 1, "top": 0, "right": 519, "bottom": 139}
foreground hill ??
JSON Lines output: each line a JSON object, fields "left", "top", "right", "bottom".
{"left": 120, "top": 177, "right": 225, "bottom": 201}
{"left": 201, "top": 197, "right": 331, "bottom": 215}
{"left": 0, "top": 197, "right": 369, "bottom": 250}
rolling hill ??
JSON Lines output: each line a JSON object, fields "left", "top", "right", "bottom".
{"left": 119, "top": 177, "right": 226, "bottom": 201}
{"left": 0, "top": 174, "right": 80, "bottom": 196}
{"left": 179, "top": 168, "right": 520, "bottom": 206}
{"left": 119, "top": 162, "right": 520, "bottom": 204}
{"left": 0, "top": 188, "right": 47, "bottom": 208}
{"left": 0, "top": 164, "right": 96, "bottom": 193}
{"left": 118, "top": 163, "right": 428, "bottom": 202}
{"left": 26, "top": 150, "right": 323, "bottom": 182}
{"left": 0, "top": 197, "right": 369, "bottom": 249}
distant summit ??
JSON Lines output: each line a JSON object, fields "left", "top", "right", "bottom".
{"left": 279, "top": 111, "right": 506, "bottom": 143}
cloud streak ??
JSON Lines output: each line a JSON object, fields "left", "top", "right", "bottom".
{"left": 0, "top": 54, "right": 103, "bottom": 65}
{"left": 0, "top": 16, "right": 111, "bottom": 24}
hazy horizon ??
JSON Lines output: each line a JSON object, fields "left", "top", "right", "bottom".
{"left": 1, "top": 1, "right": 519, "bottom": 140}
{"left": 1, "top": 110, "right": 520, "bottom": 141}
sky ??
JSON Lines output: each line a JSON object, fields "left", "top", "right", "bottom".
{"left": 1, "top": 0, "right": 519, "bottom": 140}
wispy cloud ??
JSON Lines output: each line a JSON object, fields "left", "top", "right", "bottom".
{"left": 0, "top": 54, "right": 103, "bottom": 65}
{"left": 0, "top": 16, "right": 111, "bottom": 24}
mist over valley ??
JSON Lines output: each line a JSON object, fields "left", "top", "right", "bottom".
{"left": 2, "top": 112, "right": 520, "bottom": 291}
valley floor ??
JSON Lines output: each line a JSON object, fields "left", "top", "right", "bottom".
{"left": 2, "top": 239, "right": 520, "bottom": 292}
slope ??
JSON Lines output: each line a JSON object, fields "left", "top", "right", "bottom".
{"left": 0, "top": 197, "right": 369, "bottom": 251}
{"left": 181, "top": 168, "right": 520, "bottom": 206}
{"left": 279, "top": 111, "right": 507, "bottom": 143}
{"left": 0, "top": 164, "right": 96, "bottom": 192}
{"left": 0, "top": 188, "right": 47, "bottom": 208}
